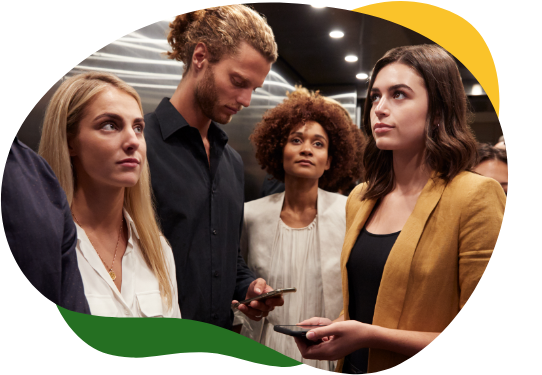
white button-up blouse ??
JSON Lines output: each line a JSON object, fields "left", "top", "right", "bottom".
{"left": 74, "top": 209, "right": 181, "bottom": 318}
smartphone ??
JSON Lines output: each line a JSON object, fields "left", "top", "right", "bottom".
{"left": 231, "top": 287, "right": 296, "bottom": 309}
{"left": 273, "top": 324, "right": 326, "bottom": 337}
{"left": 274, "top": 325, "right": 326, "bottom": 345}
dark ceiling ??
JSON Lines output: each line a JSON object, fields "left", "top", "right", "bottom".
{"left": 250, "top": 3, "right": 478, "bottom": 96}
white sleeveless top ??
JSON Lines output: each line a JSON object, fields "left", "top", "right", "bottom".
{"left": 259, "top": 216, "right": 330, "bottom": 370}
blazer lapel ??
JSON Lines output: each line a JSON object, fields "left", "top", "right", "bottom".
{"left": 317, "top": 190, "right": 346, "bottom": 319}
{"left": 372, "top": 176, "right": 447, "bottom": 329}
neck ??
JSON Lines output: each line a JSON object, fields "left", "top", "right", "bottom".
{"left": 282, "top": 175, "right": 319, "bottom": 212}
{"left": 170, "top": 76, "right": 212, "bottom": 140}
{"left": 392, "top": 148, "right": 432, "bottom": 195}
{"left": 71, "top": 181, "right": 125, "bottom": 232}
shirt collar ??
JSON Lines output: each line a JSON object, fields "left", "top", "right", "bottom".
{"left": 123, "top": 208, "right": 140, "bottom": 241}
{"left": 154, "top": 97, "right": 229, "bottom": 144}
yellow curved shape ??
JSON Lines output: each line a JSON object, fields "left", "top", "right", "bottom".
{"left": 353, "top": 1, "right": 499, "bottom": 115}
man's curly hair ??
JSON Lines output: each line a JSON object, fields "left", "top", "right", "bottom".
{"left": 250, "top": 88, "right": 364, "bottom": 191}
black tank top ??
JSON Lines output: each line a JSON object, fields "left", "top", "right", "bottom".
{"left": 343, "top": 227, "right": 400, "bottom": 374}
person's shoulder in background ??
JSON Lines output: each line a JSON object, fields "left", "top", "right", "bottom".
{"left": 2, "top": 138, "right": 90, "bottom": 314}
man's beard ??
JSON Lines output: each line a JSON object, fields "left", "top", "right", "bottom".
{"left": 194, "top": 66, "right": 232, "bottom": 125}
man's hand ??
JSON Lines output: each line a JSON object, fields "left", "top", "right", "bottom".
{"left": 231, "top": 278, "right": 284, "bottom": 321}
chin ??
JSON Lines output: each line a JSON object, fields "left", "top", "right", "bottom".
{"left": 213, "top": 114, "right": 233, "bottom": 125}
{"left": 374, "top": 139, "right": 395, "bottom": 151}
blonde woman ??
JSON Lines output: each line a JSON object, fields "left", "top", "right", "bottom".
{"left": 39, "top": 72, "right": 181, "bottom": 318}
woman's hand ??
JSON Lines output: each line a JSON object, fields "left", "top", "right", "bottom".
{"left": 294, "top": 320, "right": 374, "bottom": 361}
{"left": 297, "top": 317, "right": 334, "bottom": 342}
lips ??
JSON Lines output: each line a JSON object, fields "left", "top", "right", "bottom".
{"left": 374, "top": 123, "right": 394, "bottom": 134}
{"left": 225, "top": 106, "right": 239, "bottom": 115}
{"left": 117, "top": 158, "right": 140, "bottom": 168}
{"left": 296, "top": 159, "right": 314, "bottom": 166}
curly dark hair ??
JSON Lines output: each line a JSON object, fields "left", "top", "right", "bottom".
{"left": 250, "top": 88, "right": 364, "bottom": 191}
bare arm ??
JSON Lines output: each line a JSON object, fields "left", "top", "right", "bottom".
{"left": 368, "top": 324, "right": 438, "bottom": 357}
{"left": 295, "top": 320, "right": 438, "bottom": 361}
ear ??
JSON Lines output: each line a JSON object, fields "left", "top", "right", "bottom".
{"left": 324, "top": 155, "right": 332, "bottom": 171}
{"left": 192, "top": 42, "right": 209, "bottom": 73}
{"left": 67, "top": 139, "right": 77, "bottom": 157}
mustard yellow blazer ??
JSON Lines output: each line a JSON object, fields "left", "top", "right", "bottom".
{"left": 337, "top": 172, "right": 506, "bottom": 373}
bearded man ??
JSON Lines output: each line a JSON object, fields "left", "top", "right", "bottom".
{"left": 144, "top": 5, "right": 282, "bottom": 329}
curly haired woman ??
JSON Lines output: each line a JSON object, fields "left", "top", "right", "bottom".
{"left": 236, "top": 88, "right": 364, "bottom": 370}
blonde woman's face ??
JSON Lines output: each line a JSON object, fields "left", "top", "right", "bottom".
{"left": 69, "top": 86, "right": 146, "bottom": 190}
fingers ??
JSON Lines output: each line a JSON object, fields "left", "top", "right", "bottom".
{"left": 297, "top": 317, "right": 331, "bottom": 326}
{"left": 306, "top": 325, "right": 338, "bottom": 341}
{"left": 247, "top": 278, "right": 268, "bottom": 297}
{"left": 294, "top": 337, "right": 333, "bottom": 361}
{"left": 265, "top": 295, "right": 284, "bottom": 307}
{"left": 237, "top": 302, "right": 268, "bottom": 321}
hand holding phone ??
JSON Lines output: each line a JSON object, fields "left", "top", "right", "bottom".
{"left": 274, "top": 325, "right": 327, "bottom": 345}
{"left": 231, "top": 287, "right": 296, "bottom": 310}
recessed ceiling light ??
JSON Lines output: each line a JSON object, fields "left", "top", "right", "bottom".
{"left": 356, "top": 73, "right": 369, "bottom": 80}
{"left": 471, "top": 84, "right": 484, "bottom": 95}
{"left": 329, "top": 30, "right": 344, "bottom": 38}
{"left": 345, "top": 55, "right": 358, "bottom": 62}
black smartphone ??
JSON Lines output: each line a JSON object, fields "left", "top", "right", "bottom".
{"left": 231, "top": 287, "right": 296, "bottom": 309}
{"left": 273, "top": 324, "right": 326, "bottom": 337}
{"left": 274, "top": 325, "right": 326, "bottom": 345}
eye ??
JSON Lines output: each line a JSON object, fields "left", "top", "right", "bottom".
{"left": 134, "top": 124, "right": 144, "bottom": 134}
{"left": 314, "top": 141, "right": 324, "bottom": 147}
{"left": 290, "top": 137, "right": 302, "bottom": 144}
{"left": 102, "top": 123, "right": 116, "bottom": 131}
{"left": 393, "top": 91, "right": 406, "bottom": 100}
{"left": 370, "top": 93, "right": 381, "bottom": 103}
{"left": 231, "top": 77, "right": 244, "bottom": 87}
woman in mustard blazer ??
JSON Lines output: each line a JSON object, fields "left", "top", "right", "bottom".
{"left": 295, "top": 45, "right": 506, "bottom": 373}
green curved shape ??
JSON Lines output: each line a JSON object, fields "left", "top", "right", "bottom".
{"left": 58, "top": 306, "right": 301, "bottom": 366}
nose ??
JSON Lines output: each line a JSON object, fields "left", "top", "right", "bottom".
{"left": 123, "top": 127, "right": 140, "bottom": 153}
{"left": 237, "top": 88, "right": 252, "bottom": 108}
{"left": 374, "top": 96, "right": 389, "bottom": 118}
{"left": 300, "top": 140, "right": 313, "bottom": 156}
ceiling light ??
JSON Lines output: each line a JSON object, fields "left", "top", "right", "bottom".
{"left": 345, "top": 55, "right": 358, "bottom": 62}
{"left": 329, "top": 30, "right": 344, "bottom": 38}
{"left": 356, "top": 73, "right": 369, "bottom": 80}
{"left": 471, "top": 84, "right": 484, "bottom": 95}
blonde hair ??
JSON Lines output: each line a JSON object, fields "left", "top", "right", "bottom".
{"left": 39, "top": 71, "right": 173, "bottom": 310}
{"left": 167, "top": 5, "right": 277, "bottom": 73}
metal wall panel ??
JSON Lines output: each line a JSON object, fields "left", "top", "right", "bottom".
{"left": 16, "top": 19, "right": 356, "bottom": 202}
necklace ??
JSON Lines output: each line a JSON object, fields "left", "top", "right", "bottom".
{"left": 72, "top": 212, "right": 124, "bottom": 281}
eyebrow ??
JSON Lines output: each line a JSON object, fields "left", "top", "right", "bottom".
{"left": 370, "top": 83, "right": 414, "bottom": 93}
{"left": 290, "top": 131, "right": 328, "bottom": 142}
{"left": 94, "top": 113, "right": 144, "bottom": 123}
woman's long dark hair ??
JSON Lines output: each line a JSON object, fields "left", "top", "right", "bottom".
{"left": 361, "top": 44, "right": 478, "bottom": 201}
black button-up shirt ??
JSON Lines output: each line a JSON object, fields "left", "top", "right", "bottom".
{"left": 144, "top": 98, "right": 255, "bottom": 329}
{"left": 2, "top": 138, "right": 90, "bottom": 314}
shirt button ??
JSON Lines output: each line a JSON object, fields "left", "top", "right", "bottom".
{"left": 214, "top": 271, "right": 220, "bottom": 277}
{"left": 212, "top": 229, "right": 217, "bottom": 235}
{"left": 212, "top": 313, "right": 218, "bottom": 320}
